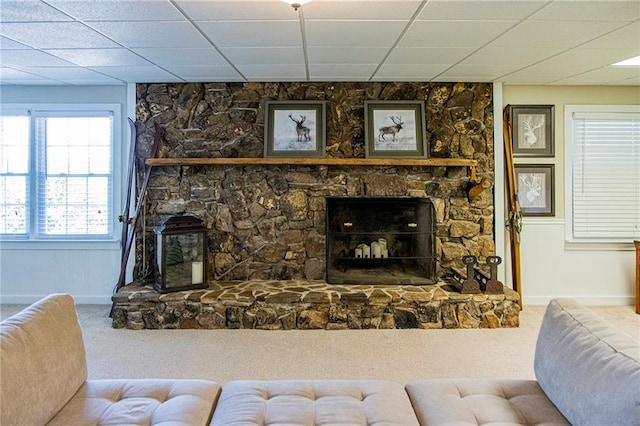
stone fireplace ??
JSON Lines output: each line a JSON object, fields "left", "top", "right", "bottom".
{"left": 109, "top": 81, "right": 521, "bottom": 330}
{"left": 326, "top": 197, "right": 435, "bottom": 285}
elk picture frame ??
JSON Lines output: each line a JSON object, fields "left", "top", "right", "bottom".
{"left": 264, "top": 100, "right": 326, "bottom": 158}
{"left": 515, "top": 164, "right": 555, "bottom": 216}
{"left": 364, "top": 100, "right": 427, "bottom": 158}
{"left": 509, "top": 104, "right": 555, "bottom": 157}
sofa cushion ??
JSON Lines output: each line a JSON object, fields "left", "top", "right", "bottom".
{"left": 406, "top": 378, "right": 569, "bottom": 425}
{"left": 47, "top": 379, "right": 221, "bottom": 426}
{"left": 210, "top": 380, "right": 419, "bottom": 426}
{"left": 535, "top": 298, "right": 640, "bottom": 426}
{"left": 1, "top": 294, "right": 88, "bottom": 425}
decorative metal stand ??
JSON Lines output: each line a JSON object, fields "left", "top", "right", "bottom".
{"left": 445, "top": 255, "right": 504, "bottom": 294}
{"left": 447, "top": 255, "right": 481, "bottom": 294}
{"left": 474, "top": 256, "right": 504, "bottom": 294}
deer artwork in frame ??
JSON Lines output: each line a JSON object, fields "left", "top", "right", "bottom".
{"left": 264, "top": 101, "right": 326, "bottom": 158}
{"left": 515, "top": 164, "right": 555, "bottom": 216}
{"left": 364, "top": 101, "right": 427, "bottom": 158}
{"left": 509, "top": 105, "right": 555, "bottom": 157}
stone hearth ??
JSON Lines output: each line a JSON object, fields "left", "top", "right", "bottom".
{"left": 111, "top": 281, "right": 520, "bottom": 330}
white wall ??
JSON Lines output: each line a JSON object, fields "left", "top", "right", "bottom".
{"left": 0, "top": 85, "right": 131, "bottom": 304}
{"left": 503, "top": 85, "right": 640, "bottom": 306}
{"left": 1, "top": 84, "right": 637, "bottom": 306}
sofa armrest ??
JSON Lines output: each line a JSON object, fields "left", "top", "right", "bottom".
{"left": 534, "top": 298, "right": 640, "bottom": 426}
{"left": 1, "top": 294, "right": 88, "bottom": 425}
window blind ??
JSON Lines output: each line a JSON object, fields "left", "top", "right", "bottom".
{"left": 571, "top": 111, "right": 640, "bottom": 241}
{"left": 35, "top": 113, "right": 113, "bottom": 237}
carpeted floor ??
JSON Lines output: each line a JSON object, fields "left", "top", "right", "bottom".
{"left": 1, "top": 302, "right": 638, "bottom": 385}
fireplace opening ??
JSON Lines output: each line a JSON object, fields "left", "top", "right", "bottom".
{"left": 326, "top": 197, "right": 436, "bottom": 285}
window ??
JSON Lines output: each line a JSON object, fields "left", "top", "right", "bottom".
{"left": 565, "top": 105, "right": 640, "bottom": 243}
{"left": 0, "top": 105, "right": 119, "bottom": 240}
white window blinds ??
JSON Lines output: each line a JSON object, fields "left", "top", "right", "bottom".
{"left": 569, "top": 109, "right": 640, "bottom": 241}
{"left": 35, "top": 113, "right": 113, "bottom": 237}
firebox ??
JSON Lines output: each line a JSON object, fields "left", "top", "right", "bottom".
{"left": 326, "top": 197, "right": 436, "bottom": 285}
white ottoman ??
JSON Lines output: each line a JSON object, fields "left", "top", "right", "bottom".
{"left": 210, "top": 379, "right": 419, "bottom": 425}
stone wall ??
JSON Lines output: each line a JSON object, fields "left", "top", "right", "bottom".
{"left": 134, "top": 82, "right": 494, "bottom": 283}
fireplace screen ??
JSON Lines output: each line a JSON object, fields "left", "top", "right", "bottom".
{"left": 326, "top": 197, "right": 436, "bottom": 285}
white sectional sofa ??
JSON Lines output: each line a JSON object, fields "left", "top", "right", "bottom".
{"left": 2, "top": 294, "right": 638, "bottom": 425}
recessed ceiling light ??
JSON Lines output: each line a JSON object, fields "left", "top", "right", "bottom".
{"left": 281, "top": 0, "right": 311, "bottom": 11}
{"left": 612, "top": 55, "right": 640, "bottom": 67}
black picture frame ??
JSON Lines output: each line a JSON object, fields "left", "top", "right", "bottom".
{"left": 509, "top": 105, "right": 555, "bottom": 157}
{"left": 264, "top": 101, "right": 326, "bottom": 158}
{"left": 515, "top": 164, "right": 555, "bottom": 216}
{"left": 364, "top": 101, "right": 427, "bottom": 158}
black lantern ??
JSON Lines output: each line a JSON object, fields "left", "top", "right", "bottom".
{"left": 154, "top": 215, "right": 208, "bottom": 293}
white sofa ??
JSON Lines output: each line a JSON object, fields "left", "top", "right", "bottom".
{"left": 2, "top": 295, "right": 638, "bottom": 425}
{"left": 0, "top": 294, "right": 221, "bottom": 425}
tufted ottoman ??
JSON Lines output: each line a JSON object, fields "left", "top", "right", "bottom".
{"left": 406, "top": 379, "right": 569, "bottom": 425}
{"left": 210, "top": 379, "right": 420, "bottom": 426}
{"left": 47, "top": 379, "right": 219, "bottom": 425}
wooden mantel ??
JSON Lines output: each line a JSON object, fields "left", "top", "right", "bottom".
{"left": 145, "top": 157, "right": 478, "bottom": 168}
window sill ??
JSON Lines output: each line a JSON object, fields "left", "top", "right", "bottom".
{"left": 564, "top": 240, "right": 637, "bottom": 252}
{"left": 0, "top": 239, "right": 120, "bottom": 251}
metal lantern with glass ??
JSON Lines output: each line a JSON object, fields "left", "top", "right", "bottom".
{"left": 154, "top": 215, "right": 208, "bottom": 293}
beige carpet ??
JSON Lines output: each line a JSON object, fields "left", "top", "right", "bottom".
{"left": 1, "top": 302, "right": 638, "bottom": 385}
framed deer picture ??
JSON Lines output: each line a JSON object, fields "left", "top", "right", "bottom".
{"left": 509, "top": 105, "right": 555, "bottom": 157}
{"left": 515, "top": 164, "right": 555, "bottom": 216}
{"left": 264, "top": 101, "right": 326, "bottom": 158}
{"left": 364, "top": 101, "right": 427, "bottom": 158}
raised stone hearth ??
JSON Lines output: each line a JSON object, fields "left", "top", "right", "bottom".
{"left": 111, "top": 281, "right": 520, "bottom": 330}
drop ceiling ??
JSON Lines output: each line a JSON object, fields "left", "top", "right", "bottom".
{"left": 1, "top": 0, "right": 639, "bottom": 86}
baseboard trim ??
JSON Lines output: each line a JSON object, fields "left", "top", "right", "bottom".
{"left": 0, "top": 295, "right": 112, "bottom": 305}
{"left": 523, "top": 295, "right": 635, "bottom": 306}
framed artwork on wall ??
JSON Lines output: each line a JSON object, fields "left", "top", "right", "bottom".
{"left": 509, "top": 104, "right": 555, "bottom": 157}
{"left": 364, "top": 101, "right": 427, "bottom": 158}
{"left": 264, "top": 101, "right": 326, "bottom": 158}
{"left": 515, "top": 164, "right": 555, "bottom": 216}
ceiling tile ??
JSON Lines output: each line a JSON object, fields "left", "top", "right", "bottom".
{"left": 0, "top": 36, "right": 31, "bottom": 49}
{"left": 161, "top": 65, "right": 244, "bottom": 81}
{"left": 460, "top": 47, "right": 564, "bottom": 66}
{"left": 59, "top": 78, "right": 125, "bottom": 85}
{"left": 45, "top": 48, "right": 152, "bottom": 67}
{"left": 303, "top": 1, "right": 422, "bottom": 20}
{"left": 305, "top": 20, "right": 408, "bottom": 47}
{"left": 386, "top": 47, "right": 476, "bottom": 64}
{"left": 550, "top": 67, "right": 640, "bottom": 85}
{"left": 221, "top": 47, "right": 303, "bottom": 65}
{"left": 499, "top": 65, "right": 575, "bottom": 85}
{"left": 308, "top": 63, "right": 377, "bottom": 79}
{"left": 400, "top": 20, "right": 515, "bottom": 48}
{"left": 14, "top": 66, "right": 113, "bottom": 81}
{"left": 581, "top": 21, "right": 640, "bottom": 50}
{"left": 238, "top": 64, "right": 307, "bottom": 80}
{"left": 536, "top": 48, "right": 640, "bottom": 73}
{"left": 1, "top": 49, "right": 74, "bottom": 67}
{"left": 373, "top": 63, "right": 450, "bottom": 80}
{"left": 88, "top": 65, "right": 182, "bottom": 82}
{"left": 0, "top": 0, "right": 74, "bottom": 22}
{"left": 198, "top": 21, "right": 301, "bottom": 48}
{"left": 176, "top": 0, "right": 297, "bottom": 20}
{"left": 490, "top": 20, "right": 628, "bottom": 49}
{"left": 0, "top": 22, "right": 120, "bottom": 49}
{"left": 531, "top": 0, "right": 640, "bottom": 21}
{"left": 133, "top": 48, "right": 228, "bottom": 66}
{"left": 88, "top": 21, "right": 211, "bottom": 48}
{"left": 0, "top": 66, "right": 53, "bottom": 80}
{"left": 46, "top": 0, "right": 185, "bottom": 21}
{"left": 308, "top": 47, "right": 388, "bottom": 63}
{"left": 437, "top": 64, "right": 521, "bottom": 81}
{"left": 417, "top": 0, "right": 548, "bottom": 21}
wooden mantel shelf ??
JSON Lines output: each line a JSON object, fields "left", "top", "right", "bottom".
{"left": 145, "top": 157, "right": 478, "bottom": 167}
